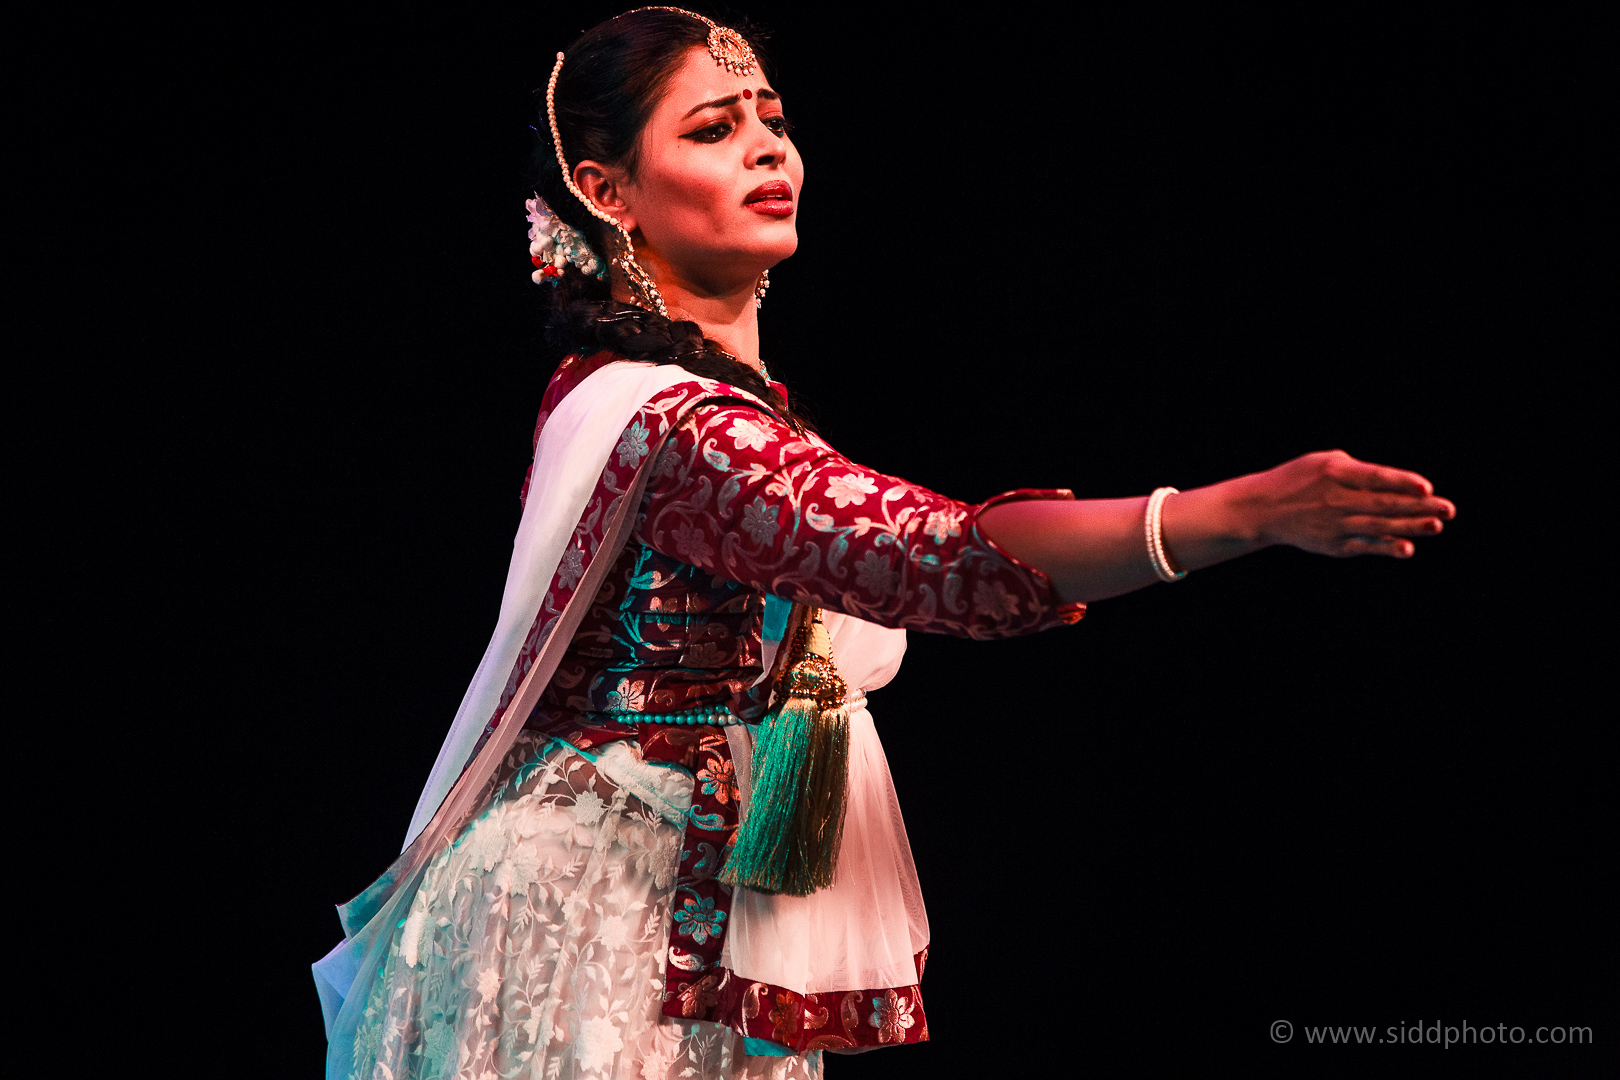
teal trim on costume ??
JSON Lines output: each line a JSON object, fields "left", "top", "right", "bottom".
{"left": 550, "top": 736, "right": 599, "bottom": 763}
{"left": 742, "top": 1037, "right": 793, "bottom": 1057}
{"left": 763, "top": 594, "right": 791, "bottom": 642}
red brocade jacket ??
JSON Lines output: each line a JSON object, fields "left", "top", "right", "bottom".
{"left": 489, "top": 351, "right": 1084, "bottom": 1052}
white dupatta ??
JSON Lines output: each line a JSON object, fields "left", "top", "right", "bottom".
{"left": 401, "top": 360, "right": 702, "bottom": 849}
{"left": 315, "top": 360, "right": 699, "bottom": 1054}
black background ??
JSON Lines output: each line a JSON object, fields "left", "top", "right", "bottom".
{"left": 68, "top": 3, "right": 1609, "bottom": 1076}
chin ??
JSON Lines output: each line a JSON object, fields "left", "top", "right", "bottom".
{"left": 712, "top": 236, "right": 797, "bottom": 281}
{"left": 755, "top": 228, "right": 799, "bottom": 266}
{"left": 682, "top": 233, "right": 797, "bottom": 288}
{"left": 763, "top": 239, "right": 798, "bottom": 267}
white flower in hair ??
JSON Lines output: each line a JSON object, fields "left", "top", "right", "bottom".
{"left": 526, "top": 196, "right": 604, "bottom": 284}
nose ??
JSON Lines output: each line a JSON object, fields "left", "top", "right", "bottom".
{"left": 746, "top": 116, "right": 784, "bottom": 168}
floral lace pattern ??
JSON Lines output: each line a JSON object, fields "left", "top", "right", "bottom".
{"left": 349, "top": 732, "right": 820, "bottom": 1080}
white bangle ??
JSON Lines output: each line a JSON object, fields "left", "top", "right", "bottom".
{"left": 1145, "top": 487, "right": 1187, "bottom": 583}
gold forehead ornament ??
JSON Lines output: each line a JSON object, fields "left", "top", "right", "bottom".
{"left": 626, "top": 7, "right": 757, "bottom": 76}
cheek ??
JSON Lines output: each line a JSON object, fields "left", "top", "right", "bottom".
{"left": 646, "top": 168, "right": 735, "bottom": 234}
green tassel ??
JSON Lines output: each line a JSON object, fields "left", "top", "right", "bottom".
{"left": 721, "top": 610, "right": 851, "bottom": 896}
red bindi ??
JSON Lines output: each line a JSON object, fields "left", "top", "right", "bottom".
{"left": 742, "top": 88, "right": 752, "bottom": 99}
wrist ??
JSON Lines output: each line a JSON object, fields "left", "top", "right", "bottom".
{"left": 1159, "top": 478, "right": 1268, "bottom": 573}
{"left": 1213, "top": 472, "right": 1272, "bottom": 550}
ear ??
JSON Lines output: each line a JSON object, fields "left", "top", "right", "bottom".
{"left": 572, "top": 162, "right": 637, "bottom": 234}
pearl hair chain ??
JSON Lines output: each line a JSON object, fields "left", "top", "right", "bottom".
{"left": 1146, "top": 487, "right": 1188, "bottom": 583}
{"left": 547, "top": 51, "right": 669, "bottom": 318}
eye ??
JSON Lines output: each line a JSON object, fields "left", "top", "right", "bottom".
{"left": 684, "top": 121, "right": 733, "bottom": 143}
{"left": 762, "top": 115, "right": 793, "bottom": 137}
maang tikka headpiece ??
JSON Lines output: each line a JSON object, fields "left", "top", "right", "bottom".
{"left": 630, "top": 7, "right": 756, "bottom": 75}
{"left": 544, "top": 8, "right": 767, "bottom": 316}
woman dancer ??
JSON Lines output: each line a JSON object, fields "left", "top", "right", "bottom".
{"left": 316, "top": 9, "right": 1455, "bottom": 1079}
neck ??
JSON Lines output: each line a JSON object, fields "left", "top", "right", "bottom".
{"left": 613, "top": 245, "right": 763, "bottom": 373}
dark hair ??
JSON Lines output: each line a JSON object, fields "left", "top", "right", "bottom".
{"left": 533, "top": 9, "right": 804, "bottom": 428}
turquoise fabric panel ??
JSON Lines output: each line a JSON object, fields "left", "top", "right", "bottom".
{"left": 763, "top": 594, "right": 791, "bottom": 643}
{"left": 312, "top": 937, "right": 361, "bottom": 1037}
{"left": 743, "top": 1037, "right": 793, "bottom": 1057}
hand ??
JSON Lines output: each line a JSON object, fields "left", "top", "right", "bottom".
{"left": 1240, "top": 450, "right": 1456, "bottom": 558}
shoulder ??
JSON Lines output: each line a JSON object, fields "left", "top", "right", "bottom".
{"left": 651, "top": 402, "right": 832, "bottom": 485}
{"left": 622, "top": 366, "right": 790, "bottom": 438}
{"left": 534, "top": 354, "right": 794, "bottom": 464}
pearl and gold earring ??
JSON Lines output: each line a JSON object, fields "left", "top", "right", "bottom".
{"left": 547, "top": 51, "right": 669, "bottom": 318}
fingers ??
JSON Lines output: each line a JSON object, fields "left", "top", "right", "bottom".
{"left": 1340, "top": 536, "right": 1416, "bottom": 558}
{"left": 1325, "top": 453, "right": 1435, "bottom": 497}
{"left": 1340, "top": 514, "right": 1446, "bottom": 538}
{"left": 1335, "top": 486, "right": 1456, "bottom": 520}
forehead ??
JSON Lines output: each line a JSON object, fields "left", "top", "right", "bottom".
{"left": 651, "top": 45, "right": 776, "bottom": 117}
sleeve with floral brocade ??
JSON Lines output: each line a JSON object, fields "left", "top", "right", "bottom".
{"left": 635, "top": 400, "right": 1085, "bottom": 639}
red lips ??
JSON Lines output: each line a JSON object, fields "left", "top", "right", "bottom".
{"left": 744, "top": 180, "right": 794, "bottom": 217}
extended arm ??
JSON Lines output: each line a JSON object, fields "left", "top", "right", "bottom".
{"left": 978, "top": 450, "right": 1457, "bottom": 604}
{"left": 637, "top": 402, "right": 1085, "bottom": 638}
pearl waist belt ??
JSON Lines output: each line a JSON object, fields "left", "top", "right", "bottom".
{"left": 593, "top": 690, "right": 867, "bottom": 728}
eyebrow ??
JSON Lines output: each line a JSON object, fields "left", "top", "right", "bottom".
{"left": 681, "top": 89, "right": 781, "bottom": 119}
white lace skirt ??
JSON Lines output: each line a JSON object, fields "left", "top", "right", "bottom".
{"left": 346, "top": 731, "right": 820, "bottom": 1080}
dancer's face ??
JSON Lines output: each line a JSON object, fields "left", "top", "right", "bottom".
{"left": 590, "top": 46, "right": 802, "bottom": 293}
